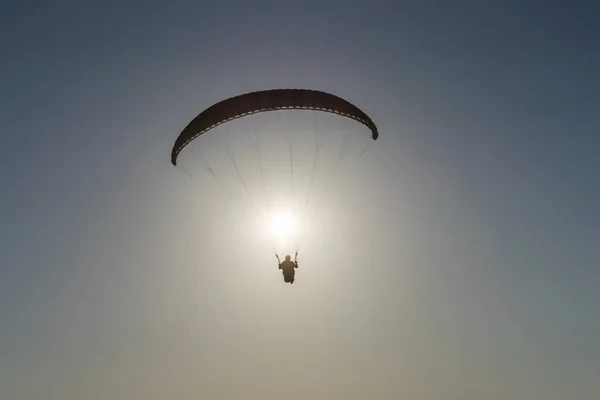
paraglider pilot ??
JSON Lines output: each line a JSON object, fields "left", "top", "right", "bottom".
{"left": 276, "top": 252, "right": 298, "bottom": 284}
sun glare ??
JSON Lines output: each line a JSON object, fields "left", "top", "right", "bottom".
{"left": 267, "top": 210, "right": 295, "bottom": 241}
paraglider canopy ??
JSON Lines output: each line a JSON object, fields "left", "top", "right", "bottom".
{"left": 171, "top": 89, "right": 378, "bottom": 166}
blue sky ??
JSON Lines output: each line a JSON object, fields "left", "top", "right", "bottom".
{"left": 1, "top": 1, "right": 599, "bottom": 399}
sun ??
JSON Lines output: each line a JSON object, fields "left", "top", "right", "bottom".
{"left": 267, "top": 210, "right": 296, "bottom": 241}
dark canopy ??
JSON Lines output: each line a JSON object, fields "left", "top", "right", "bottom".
{"left": 171, "top": 89, "right": 378, "bottom": 165}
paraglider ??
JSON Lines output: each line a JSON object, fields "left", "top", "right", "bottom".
{"left": 276, "top": 252, "right": 298, "bottom": 284}
{"left": 171, "top": 89, "right": 378, "bottom": 283}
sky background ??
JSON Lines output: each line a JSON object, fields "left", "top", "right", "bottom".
{"left": 1, "top": 0, "right": 599, "bottom": 399}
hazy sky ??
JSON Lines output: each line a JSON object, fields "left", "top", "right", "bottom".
{"left": 1, "top": 1, "right": 599, "bottom": 399}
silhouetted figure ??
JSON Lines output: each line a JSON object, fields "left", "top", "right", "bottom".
{"left": 276, "top": 252, "right": 298, "bottom": 284}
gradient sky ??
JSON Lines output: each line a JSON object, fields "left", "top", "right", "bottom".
{"left": 1, "top": 1, "right": 599, "bottom": 399}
